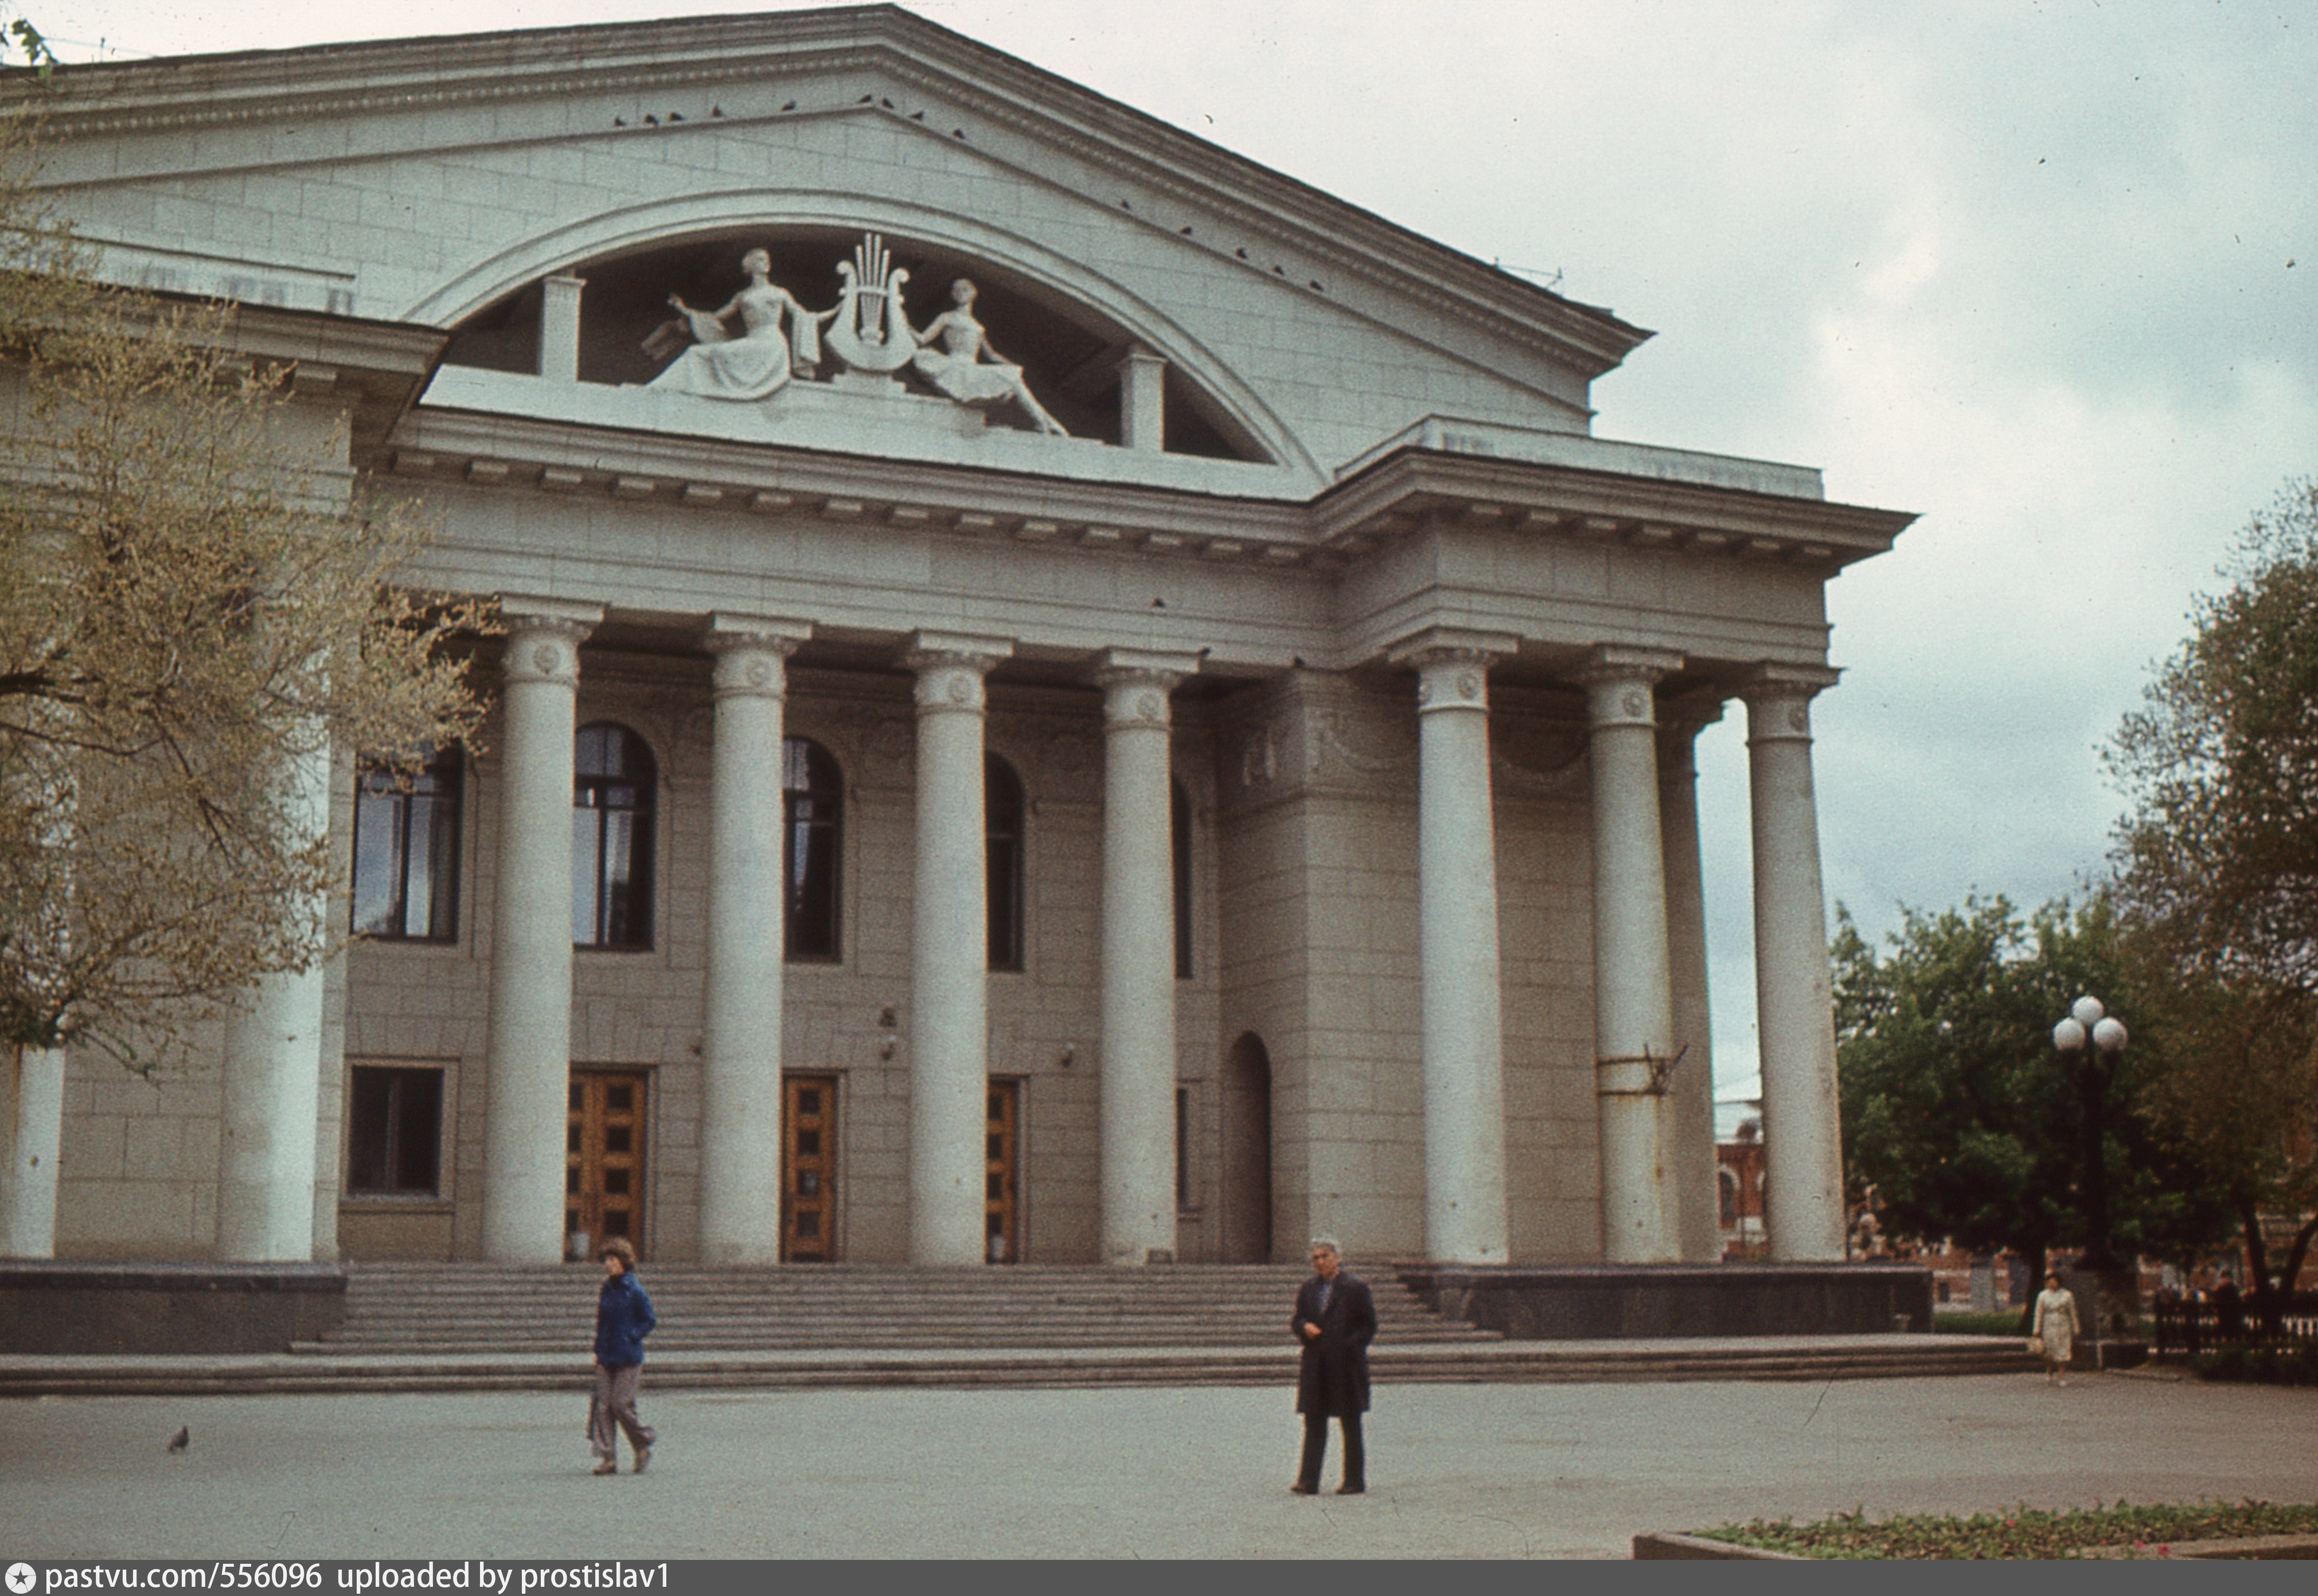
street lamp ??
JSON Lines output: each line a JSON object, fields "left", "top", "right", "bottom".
{"left": 2054, "top": 995, "right": 2139, "bottom": 1365}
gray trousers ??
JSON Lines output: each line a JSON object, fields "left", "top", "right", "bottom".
{"left": 590, "top": 1362, "right": 656, "bottom": 1461}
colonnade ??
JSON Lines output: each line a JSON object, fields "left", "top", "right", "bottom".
{"left": 1396, "top": 637, "right": 1847, "bottom": 1265}
{"left": 31, "top": 590, "right": 1847, "bottom": 1270}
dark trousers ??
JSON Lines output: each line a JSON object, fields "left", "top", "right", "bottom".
{"left": 1297, "top": 1411, "right": 1365, "bottom": 1490}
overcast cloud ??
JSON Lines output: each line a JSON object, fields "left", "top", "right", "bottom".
{"left": 43, "top": 1, "right": 2318, "bottom": 1107}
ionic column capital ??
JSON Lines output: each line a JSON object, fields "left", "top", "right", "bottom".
{"left": 1656, "top": 692, "right": 1727, "bottom": 774}
{"left": 1579, "top": 645, "right": 1683, "bottom": 729}
{"left": 1093, "top": 646, "right": 1199, "bottom": 729}
{"left": 704, "top": 614, "right": 811, "bottom": 700}
{"left": 1388, "top": 627, "right": 1517, "bottom": 716}
{"left": 497, "top": 596, "right": 602, "bottom": 687}
{"left": 1740, "top": 663, "right": 1843, "bottom": 744}
{"left": 903, "top": 631, "right": 1012, "bottom": 715}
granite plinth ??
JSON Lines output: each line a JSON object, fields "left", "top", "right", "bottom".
{"left": 1402, "top": 1262, "right": 1934, "bottom": 1339}
{"left": 0, "top": 1261, "right": 346, "bottom": 1353}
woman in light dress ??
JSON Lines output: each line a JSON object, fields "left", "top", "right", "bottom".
{"left": 651, "top": 248, "right": 829, "bottom": 400}
{"left": 909, "top": 277, "right": 1068, "bottom": 435}
{"left": 2033, "top": 1271, "right": 2080, "bottom": 1385}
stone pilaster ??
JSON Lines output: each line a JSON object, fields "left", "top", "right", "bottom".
{"left": 1580, "top": 644, "right": 1685, "bottom": 1265}
{"left": 1742, "top": 664, "right": 1847, "bottom": 1262}
{"left": 698, "top": 614, "right": 812, "bottom": 1265}
{"left": 481, "top": 597, "right": 602, "bottom": 1263}
{"left": 1389, "top": 627, "right": 1518, "bottom": 1265}
{"left": 1094, "top": 647, "right": 1199, "bottom": 1266}
{"left": 217, "top": 726, "right": 332, "bottom": 1261}
{"left": 903, "top": 631, "right": 1012, "bottom": 1266}
{"left": 1658, "top": 695, "right": 1724, "bottom": 1263}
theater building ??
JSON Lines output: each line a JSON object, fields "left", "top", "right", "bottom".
{"left": 6, "top": 7, "right": 1910, "bottom": 1270}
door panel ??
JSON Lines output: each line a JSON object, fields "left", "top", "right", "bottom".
{"left": 985, "top": 1079, "right": 1020, "bottom": 1263}
{"left": 567, "top": 1071, "right": 648, "bottom": 1259}
{"left": 782, "top": 1074, "right": 838, "bottom": 1262}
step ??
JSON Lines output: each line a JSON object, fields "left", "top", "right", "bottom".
{"left": 0, "top": 1337, "right": 2038, "bottom": 1398}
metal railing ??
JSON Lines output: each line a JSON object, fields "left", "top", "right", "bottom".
{"left": 2152, "top": 1293, "right": 2318, "bottom": 1356}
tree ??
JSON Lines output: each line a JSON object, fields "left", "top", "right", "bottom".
{"left": 1834, "top": 894, "right": 2229, "bottom": 1312}
{"left": 2109, "top": 478, "right": 2318, "bottom": 1300}
{"left": 0, "top": 112, "right": 487, "bottom": 1060}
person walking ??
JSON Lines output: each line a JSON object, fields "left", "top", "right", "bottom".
{"left": 1290, "top": 1235, "right": 1376, "bottom": 1496}
{"left": 2032, "top": 1270, "right": 2079, "bottom": 1387}
{"left": 590, "top": 1236, "right": 658, "bottom": 1474}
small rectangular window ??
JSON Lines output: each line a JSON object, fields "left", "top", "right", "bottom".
{"left": 347, "top": 1066, "right": 444, "bottom": 1195}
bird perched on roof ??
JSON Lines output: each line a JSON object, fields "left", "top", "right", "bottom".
{"left": 167, "top": 1427, "right": 189, "bottom": 1454}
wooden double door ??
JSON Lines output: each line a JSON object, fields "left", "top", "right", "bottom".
{"left": 567, "top": 1071, "right": 647, "bottom": 1259}
{"left": 564, "top": 1071, "right": 1022, "bottom": 1265}
{"left": 782, "top": 1074, "right": 838, "bottom": 1262}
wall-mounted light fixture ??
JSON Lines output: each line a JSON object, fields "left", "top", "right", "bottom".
{"left": 1059, "top": 1041, "right": 1076, "bottom": 1068}
{"left": 878, "top": 1005, "right": 899, "bottom": 1061}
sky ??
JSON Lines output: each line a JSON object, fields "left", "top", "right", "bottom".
{"left": 38, "top": 1, "right": 2318, "bottom": 1113}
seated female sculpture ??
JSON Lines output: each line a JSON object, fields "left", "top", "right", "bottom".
{"left": 908, "top": 278, "right": 1069, "bottom": 436}
{"left": 649, "top": 248, "right": 830, "bottom": 400}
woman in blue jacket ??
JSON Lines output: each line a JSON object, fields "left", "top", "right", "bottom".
{"left": 590, "top": 1236, "right": 658, "bottom": 1474}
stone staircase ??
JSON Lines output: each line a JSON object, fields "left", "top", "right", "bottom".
{"left": 0, "top": 1262, "right": 2040, "bottom": 1395}
{"left": 303, "top": 1261, "right": 1490, "bottom": 1355}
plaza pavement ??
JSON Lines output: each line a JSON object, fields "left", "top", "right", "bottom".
{"left": 2, "top": 1369, "right": 2312, "bottom": 1559}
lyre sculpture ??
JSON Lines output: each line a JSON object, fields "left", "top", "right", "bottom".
{"left": 824, "top": 233, "right": 916, "bottom": 374}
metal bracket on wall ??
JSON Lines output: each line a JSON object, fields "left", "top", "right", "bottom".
{"left": 1594, "top": 1043, "right": 1686, "bottom": 1097}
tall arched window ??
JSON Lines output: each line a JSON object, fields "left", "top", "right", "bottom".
{"left": 986, "top": 754, "right": 1025, "bottom": 971}
{"left": 352, "top": 744, "right": 463, "bottom": 941}
{"left": 783, "top": 737, "right": 842, "bottom": 961}
{"left": 573, "top": 723, "right": 655, "bottom": 949}
{"left": 1172, "top": 777, "right": 1193, "bottom": 980}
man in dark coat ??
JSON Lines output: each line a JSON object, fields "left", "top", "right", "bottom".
{"left": 590, "top": 1235, "right": 657, "bottom": 1475}
{"left": 1290, "top": 1235, "right": 1376, "bottom": 1496}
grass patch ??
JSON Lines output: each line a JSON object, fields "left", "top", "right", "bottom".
{"left": 1930, "top": 1311, "right": 2029, "bottom": 1336}
{"left": 1696, "top": 1500, "right": 2318, "bottom": 1559}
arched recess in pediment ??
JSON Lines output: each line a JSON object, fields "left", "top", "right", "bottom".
{"left": 403, "top": 191, "right": 1316, "bottom": 474}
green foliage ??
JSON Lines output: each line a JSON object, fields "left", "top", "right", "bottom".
{"left": 2112, "top": 480, "right": 2318, "bottom": 996}
{"left": 2108, "top": 478, "right": 2318, "bottom": 1294}
{"left": 2191, "top": 1344, "right": 2318, "bottom": 1386}
{"left": 1833, "top": 893, "right": 2230, "bottom": 1266}
{"left": 1698, "top": 1500, "right": 2318, "bottom": 1559}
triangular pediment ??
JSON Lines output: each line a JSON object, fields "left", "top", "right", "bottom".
{"left": 26, "top": 6, "right": 1651, "bottom": 487}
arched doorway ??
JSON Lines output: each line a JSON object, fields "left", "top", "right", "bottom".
{"left": 1220, "top": 1032, "right": 1274, "bottom": 1263}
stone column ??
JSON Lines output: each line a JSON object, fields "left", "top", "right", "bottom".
{"left": 904, "top": 632, "right": 1012, "bottom": 1266}
{"left": 1388, "top": 627, "right": 1519, "bottom": 1265}
{"left": 1742, "top": 664, "right": 1848, "bottom": 1262}
{"left": 1118, "top": 349, "right": 1166, "bottom": 452}
{"left": 698, "top": 614, "right": 813, "bottom": 1266}
{"left": 217, "top": 728, "right": 332, "bottom": 1261}
{"left": 1659, "top": 696, "right": 1724, "bottom": 1263}
{"left": 1581, "top": 645, "right": 1685, "bottom": 1264}
{"left": 1095, "top": 647, "right": 1200, "bottom": 1266}
{"left": 540, "top": 275, "right": 585, "bottom": 384}
{"left": 2, "top": 1044, "right": 64, "bottom": 1256}
{"left": 481, "top": 598, "right": 602, "bottom": 1264}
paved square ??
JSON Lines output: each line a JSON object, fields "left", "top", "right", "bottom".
{"left": 3, "top": 1372, "right": 2312, "bottom": 1559}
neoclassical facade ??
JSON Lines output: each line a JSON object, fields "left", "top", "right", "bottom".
{"left": 3, "top": 7, "right": 1910, "bottom": 1269}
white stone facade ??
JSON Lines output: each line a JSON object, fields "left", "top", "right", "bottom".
{"left": 6, "top": 9, "right": 1911, "bottom": 1268}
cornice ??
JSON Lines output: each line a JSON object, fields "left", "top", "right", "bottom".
{"left": 379, "top": 400, "right": 1912, "bottom": 584}
{"left": 24, "top": 6, "right": 1648, "bottom": 383}
{"left": 1313, "top": 447, "right": 1917, "bottom": 572}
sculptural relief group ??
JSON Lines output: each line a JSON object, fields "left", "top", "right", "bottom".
{"left": 642, "top": 232, "right": 1068, "bottom": 436}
